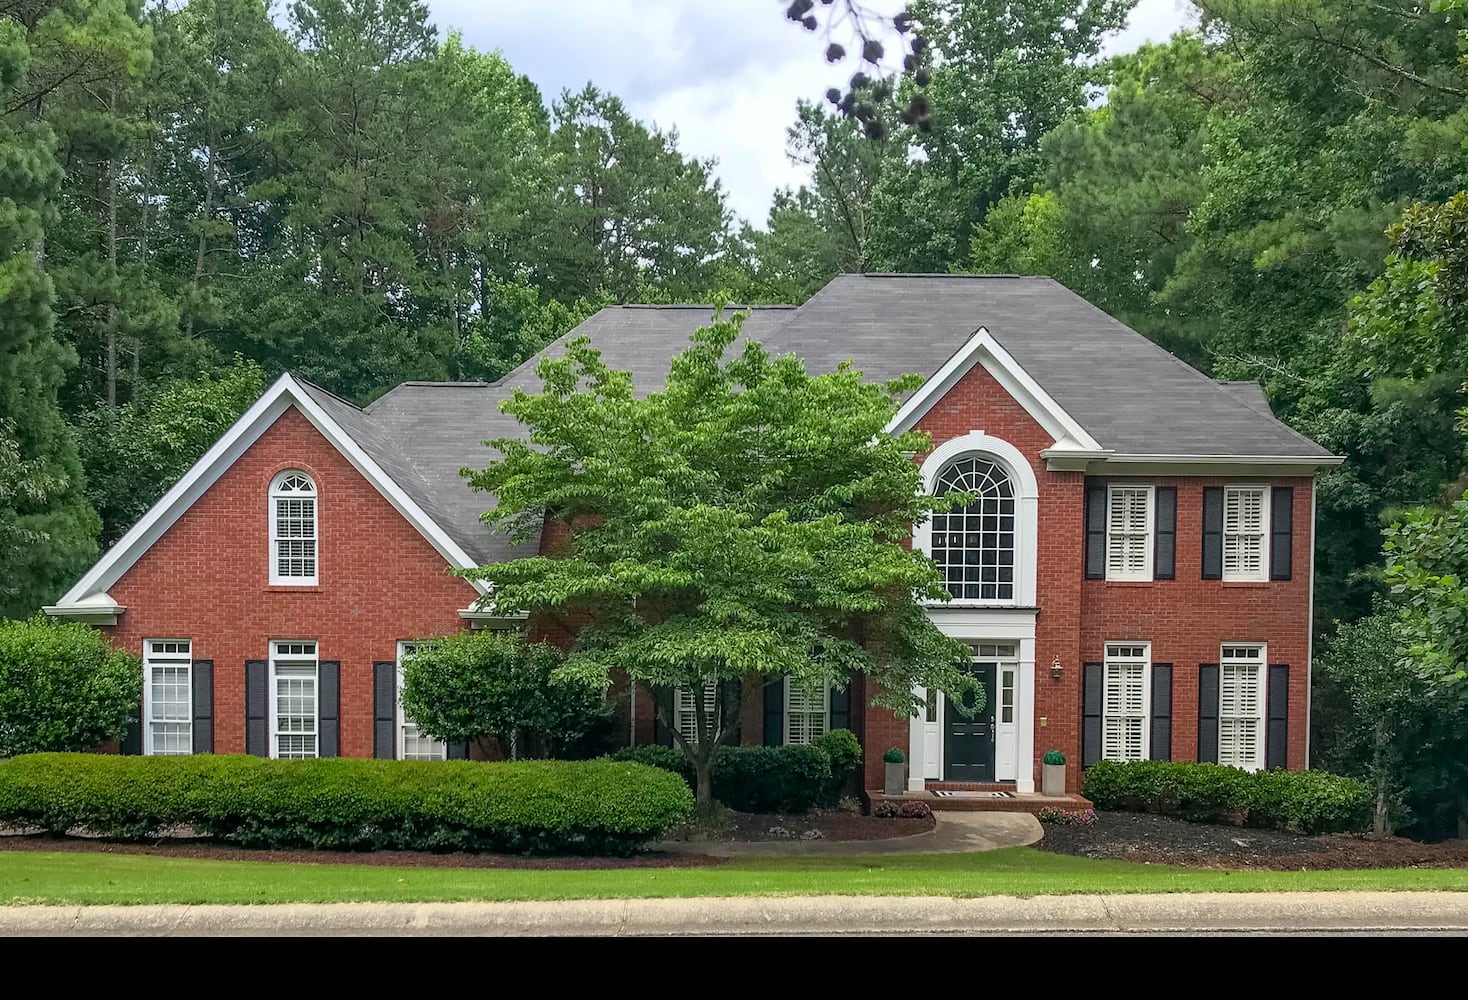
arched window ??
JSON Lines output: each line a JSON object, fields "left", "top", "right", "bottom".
{"left": 931, "top": 457, "right": 1016, "bottom": 601}
{"left": 270, "top": 471, "right": 317, "bottom": 585}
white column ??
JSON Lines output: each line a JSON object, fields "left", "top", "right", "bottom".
{"left": 907, "top": 685, "right": 926, "bottom": 791}
{"left": 1016, "top": 638, "right": 1037, "bottom": 793}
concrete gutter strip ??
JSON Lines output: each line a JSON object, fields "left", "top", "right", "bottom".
{"left": 3, "top": 892, "right": 1468, "bottom": 936}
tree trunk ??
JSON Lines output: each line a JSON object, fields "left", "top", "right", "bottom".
{"left": 1371, "top": 716, "right": 1393, "bottom": 838}
{"left": 105, "top": 136, "right": 120, "bottom": 409}
{"left": 185, "top": 127, "right": 218, "bottom": 340}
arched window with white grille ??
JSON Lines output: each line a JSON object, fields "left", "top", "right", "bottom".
{"left": 930, "top": 457, "right": 1017, "bottom": 601}
{"left": 270, "top": 471, "right": 318, "bottom": 585}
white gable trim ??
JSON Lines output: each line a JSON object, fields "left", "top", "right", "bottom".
{"left": 886, "top": 327, "right": 1104, "bottom": 454}
{"left": 49, "top": 373, "right": 486, "bottom": 615}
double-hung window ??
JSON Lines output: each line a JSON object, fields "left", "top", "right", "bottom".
{"left": 143, "top": 640, "right": 192, "bottom": 755}
{"left": 673, "top": 683, "right": 718, "bottom": 744}
{"left": 397, "top": 642, "right": 446, "bottom": 760}
{"left": 785, "top": 679, "right": 830, "bottom": 746}
{"left": 1102, "top": 643, "right": 1150, "bottom": 761}
{"left": 1223, "top": 486, "right": 1269, "bottom": 582}
{"left": 1105, "top": 485, "right": 1154, "bottom": 581}
{"left": 1219, "top": 644, "right": 1266, "bottom": 771}
{"left": 270, "top": 640, "right": 318, "bottom": 759}
{"left": 270, "top": 471, "right": 318, "bottom": 585}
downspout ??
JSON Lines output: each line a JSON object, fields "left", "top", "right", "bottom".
{"left": 1305, "top": 477, "right": 1317, "bottom": 770}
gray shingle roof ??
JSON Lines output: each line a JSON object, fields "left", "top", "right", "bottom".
{"left": 292, "top": 275, "right": 1333, "bottom": 565}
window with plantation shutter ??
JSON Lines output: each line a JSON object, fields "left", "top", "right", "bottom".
{"left": 1105, "top": 485, "right": 1154, "bottom": 581}
{"left": 785, "top": 679, "right": 830, "bottom": 746}
{"left": 269, "top": 471, "right": 318, "bottom": 585}
{"left": 1222, "top": 486, "right": 1268, "bottom": 582}
{"left": 270, "top": 640, "right": 318, "bottom": 759}
{"left": 1102, "top": 643, "right": 1149, "bottom": 761}
{"left": 674, "top": 683, "right": 717, "bottom": 744}
{"left": 143, "top": 640, "right": 192, "bottom": 755}
{"left": 1219, "top": 644, "right": 1266, "bottom": 771}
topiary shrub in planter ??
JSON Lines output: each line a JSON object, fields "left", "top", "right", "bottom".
{"left": 1082, "top": 759, "right": 1370, "bottom": 834}
{"left": 1042, "top": 749, "right": 1066, "bottom": 796}
{"left": 0, "top": 754, "right": 694, "bottom": 855}
{"left": 882, "top": 747, "right": 906, "bottom": 796}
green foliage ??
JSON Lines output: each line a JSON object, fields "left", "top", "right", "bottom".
{"left": 1037, "top": 806, "right": 1095, "bottom": 826}
{"left": 882, "top": 747, "right": 905, "bottom": 764}
{"left": 610, "top": 743, "right": 834, "bottom": 814}
{"left": 813, "top": 728, "right": 863, "bottom": 804}
{"left": 0, "top": 753, "right": 693, "bottom": 855}
{"left": 0, "top": 617, "right": 141, "bottom": 758}
{"left": 1043, "top": 749, "right": 1066, "bottom": 766}
{"left": 77, "top": 357, "right": 264, "bottom": 544}
{"left": 398, "top": 631, "right": 608, "bottom": 761}
{"left": 1082, "top": 760, "right": 1371, "bottom": 834}
{"left": 463, "top": 309, "right": 976, "bottom": 804}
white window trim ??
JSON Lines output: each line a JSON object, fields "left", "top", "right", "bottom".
{"left": 269, "top": 470, "right": 319, "bottom": 586}
{"left": 269, "top": 639, "right": 319, "bottom": 759}
{"left": 672, "top": 683, "right": 717, "bottom": 745}
{"left": 1102, "top": 641, "right": 1151, "bottom": 762}
{"left": 914, "top": 432, "right": 1041, "bottom": 609}
{"left": 396, "top": 641, "right": 446, "bottom": 761}
{"left": 142, "top": 639, "right": 192, "bottom": 756}
{"left": 784, "top": 678, "right": 831, "bottom": 746}
{"left": 1219, "top": 642, "right": 1268, "bottom": 772}
{"left": 1222, "top": 484, "right": 1270, "bottom": 583}
{"left": 1105, "top": 484, "right": 1155, "bottom": 582}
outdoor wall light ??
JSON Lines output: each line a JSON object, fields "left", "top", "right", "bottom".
{"left": 1050, "top": 655, "right": 1064, "bottom": 680}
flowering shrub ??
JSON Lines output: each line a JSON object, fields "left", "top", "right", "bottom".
{"left": 1037, "top": 807, "right": 1096, "bottom": 827}
{"left": 896, "top": 800, "right": 932, "bottom": 819}
{"left": 871, "top": 800, "right": 900, "bottom": 817}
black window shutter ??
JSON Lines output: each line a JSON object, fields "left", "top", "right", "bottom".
{"left": 1150, "top": 663, "right": 1172, "bottom": 760}
{"left": 318, "top": 661, "right": 341, "bottom": 758}
{"left": 372, "top": 661, "right": 396, "bottom": 759}
{"left": 763, "top": 679, "right": 785, "bottom": 747}
{"left": 1197, "top": 663, "right": 1220, "bottom": 763}
{"left": 1201, "top": 487, "right": 1224, "bottom": 579}
{"left": 1267, "top": 664, "right": 1290, "bottom": 770}
{"left": 245, "top": 659, "right": 268, "bottom": 757}
{"left": 829, "top": 684, "right": 850, "bottom": 732}
{"left": 1270, "top": 488, "right": 1294, "bottom": 581}
{"left": 191, "top": 660, "right": 214, "bottom": 754}
{"left": 1084, "top": 482, "right": 1107, "bottom": 579}
{"left": 121, "top": 697, "right": 143, "bottom": 756}
{"left": 653, "top": 686, "right": 674, "bottom": 747}
{"left": 1154, "top": 487, "right": 1177, "bottom": 580}
{"left": 446, "top": 740, "right": 470, "bottom": 760}
{"left": 1081, "top": 663, "right": 1103, "bottom": 767}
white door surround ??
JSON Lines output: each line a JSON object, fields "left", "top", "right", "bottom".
{"left": 910, "top": 607, "right": 1038, "bottom": 793}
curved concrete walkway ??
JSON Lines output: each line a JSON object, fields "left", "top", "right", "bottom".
{"left": 656, "top": 811, "right": 1042, "bottom": 857}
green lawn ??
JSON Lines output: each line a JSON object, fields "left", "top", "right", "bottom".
{"left": 3, "top": 847, "right": 1468, "bottom": 905}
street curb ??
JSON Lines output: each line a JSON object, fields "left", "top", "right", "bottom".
{"left": 3, "top": 891, "right": 1468, "bottom": 936}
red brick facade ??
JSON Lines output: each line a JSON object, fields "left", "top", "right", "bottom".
{"left": 93, "top": 359, "right": 1317, "bottom": 792}
{"left": 102, "top": 408, "right": 479, "bottom": 757}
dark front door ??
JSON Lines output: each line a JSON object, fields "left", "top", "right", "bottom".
{"left": 944, "top": 662, "right": 997, "bottom": 781}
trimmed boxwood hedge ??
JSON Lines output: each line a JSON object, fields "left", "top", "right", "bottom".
{"left": 1081, "top": 760, "right": 1370, "bottom": 834}
{"left": 0, "top": 754, "right": 694, "bottom": 855}
{"left": 610, "top": 742, "right": 834, "bottom": 813}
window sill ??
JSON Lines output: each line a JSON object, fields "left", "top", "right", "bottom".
{"left": 1101, "top": 580, "right": 1156, "bottom": 588}
{"left": 265, "top": 584, "right": 322, "bottom": 593}
{"left": 1220, "top": 581, "right": 1271, "bottom": 589}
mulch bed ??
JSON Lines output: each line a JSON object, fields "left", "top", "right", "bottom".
{"left": 664, "top": 808, "right": 936, "bottom": 844}
{"left": 1037, "top": 811, "right": 1468, "bottom": 871}
{"left": 0, "top": 833, "right": 722, "bottom": 870}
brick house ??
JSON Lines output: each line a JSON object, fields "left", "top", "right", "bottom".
{"left": 45, "top": 274, "right": 1340, "bottom": 797}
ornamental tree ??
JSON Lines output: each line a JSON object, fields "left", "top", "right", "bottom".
{"left": 462, "top": 307, "right": 975, "bottom": 807}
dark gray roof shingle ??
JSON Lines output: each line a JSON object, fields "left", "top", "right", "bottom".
{"left": 291, "top": 276, "right": 1332, "bottom": 565}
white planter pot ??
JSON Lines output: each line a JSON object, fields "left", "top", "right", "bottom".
{"left": 1042, "top": 763, "right": 1066, "bottom": 796}
{"left": 884, "top": 761, "right": 906, "bottom": 796}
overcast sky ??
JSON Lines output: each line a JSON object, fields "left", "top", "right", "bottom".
{"left": 429, "top": 0, "right": 1198, "bottom": 226}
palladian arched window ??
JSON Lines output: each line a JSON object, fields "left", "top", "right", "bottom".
{"left": 270, "top": 471, "right": 318, "bottom": 585}
{"left": 931, "top": 457, "right": 1016, "bottom": 601}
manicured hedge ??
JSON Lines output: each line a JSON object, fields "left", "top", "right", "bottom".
{"left": 0, "top": 754, "right": 694, "bottom": 855}
{"left": 610, "top": 742, "right": 835, "bottom": 813}
{"left": 1082, "top": 760, "right": 1370, "bottom": 834}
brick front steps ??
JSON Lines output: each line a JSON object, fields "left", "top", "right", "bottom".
{"left": 867, "top": 789, "right": 1093, "bottom": 815}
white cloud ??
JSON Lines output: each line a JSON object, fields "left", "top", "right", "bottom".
{"left": 429, "top": 0, "right": 1197, "bottom": 227}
